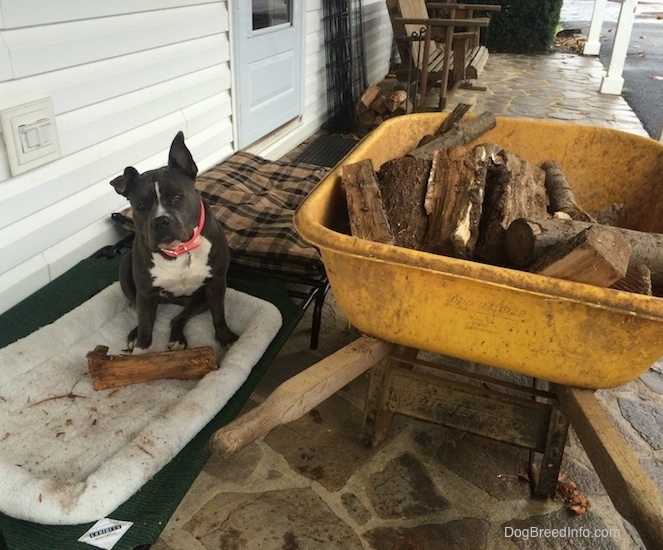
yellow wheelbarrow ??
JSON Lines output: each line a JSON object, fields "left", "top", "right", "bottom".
{"left": 212, "top": 114, "right": 663, "bottom": 549}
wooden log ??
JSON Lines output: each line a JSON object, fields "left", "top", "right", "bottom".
{"left": 357, "top": 104, "right": 377, "bottom": 125}
{"left": 592, "top": 202, "right": 626, "bottom": 226}
{"left": 370, "top": 94, "right": 388, "bottom": 115}
{"left": 610, "top": 264, "right": 652, "bottom": 295}
{"left": 86, "top": 345, "right": 217, "bottom": 391}
{"left": 385, "top": 89, "right": 408, "bottom": 112}
{"left": 530, "top": 225, "right": 630, "bottom": 287}
{"left": 505, "top": 217, "right": 663, "bottom": 283}
{"left": 422, "top": 145, "right": 487, "bottom": 258}
{"left": 358, "top": 84, "right": 381, "bottom": 110}
{"left": 541, "top": 159, "right": 594, "bottom": 222}
{"left": 437, "top": 102, "right": 471, "bottom": 135}
{"left": 408, "top": 111, "right": 497, "bottom": 160}
{"left": 210, "top": 336, "right": 394, "bottom": 458}
{"left": 474, "top": 149, "right": 549, "bottom": 265}
{"left": 341, "top": 160, "right": 396, "bottom": 244}
{"left": 417, "top": 103, "right": 472, "bottom": 148}
{"left": 378, "top": 156, "right": 431, "bottom": 249}
{"left": 557, "top": 386, "right": 663, "bottom": 550}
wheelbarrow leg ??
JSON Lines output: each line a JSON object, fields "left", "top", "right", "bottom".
{"left": 530, "top": 379, "right": 570, "bottom": 497}
{"left": 361, "top": 347, "right": 419, "bottom": 447}
{"left": 557, "top": 386, "right": 663, "bottom": 550}
{"left": 361, "top": 355, "right": 394, "bottom": 447}
{"left": 530, "top": 406, "right": 569, "bottom": 497}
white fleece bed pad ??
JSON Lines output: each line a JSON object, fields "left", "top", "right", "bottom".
{"left": 0, "top": 282, "right": 282, "bottom": 525}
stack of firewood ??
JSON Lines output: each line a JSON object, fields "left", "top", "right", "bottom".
{"left": 341, "top": 107, "right": 663, "bottom": 296}
{"left": 356, "top": 84, "right": 411, "bottom": 128}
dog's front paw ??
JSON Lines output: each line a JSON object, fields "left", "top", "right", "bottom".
{"left": 168, "top": 327, "right": 187, "bottom": 351}
{"left": 126, "top": 327, "right": 152, "bottom": 354}
{"left": 216, "top": 326, "right": 239, "bottom": 350}
{"left": 125, "top": 327, "right": 139, "bottom": 353}
{"left": 167, "top": 338, "right": 187, "bottom": 351}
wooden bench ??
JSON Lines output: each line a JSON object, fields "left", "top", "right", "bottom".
{"left": 387, "top": 0, "right": 500, "bottom": 110}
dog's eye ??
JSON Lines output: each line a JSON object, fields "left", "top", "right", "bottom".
{"left": 171, "top": 194, "right": 181, "bottom": 203}
{"left": 136, "top": 202, "right": 145, "bottom": 211}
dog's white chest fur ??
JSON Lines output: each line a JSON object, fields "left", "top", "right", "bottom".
{"left": 150, "top": 237, "right": 213, "bottom": 296}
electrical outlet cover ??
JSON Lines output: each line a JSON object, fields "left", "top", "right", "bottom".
{"left": 1, "top": 98, "right": 61, "bottom": 175}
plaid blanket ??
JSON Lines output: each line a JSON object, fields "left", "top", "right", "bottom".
{"left": 113, "top": 152, "right": 328, "bottom": 275}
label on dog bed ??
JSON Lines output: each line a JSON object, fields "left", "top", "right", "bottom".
{"left": 77, "top": 518, "right": 133, "bottom": 549}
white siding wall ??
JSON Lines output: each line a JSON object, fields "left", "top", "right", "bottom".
{"left": 0, "top": 0, "right": 391, "bottom": 314}
{"left": 363, "top": 0, "right": 394, "bottom": 86}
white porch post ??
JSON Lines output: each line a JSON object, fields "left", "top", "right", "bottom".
{"left": 583, "top": 0, "right": 607, "bottom": 55}
{"left": 599, "top": 0, "right": 638, "bottom": 95}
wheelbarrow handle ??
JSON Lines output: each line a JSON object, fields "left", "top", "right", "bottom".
{"left": 210, "top": 336, "right": 394, "bottom": 458}
{"left": 557, "top": 386, "right": 663, "bottom": 550}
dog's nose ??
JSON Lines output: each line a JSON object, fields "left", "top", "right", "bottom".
{"left": 152, "top": 216, "right": 170, "bottom": 231}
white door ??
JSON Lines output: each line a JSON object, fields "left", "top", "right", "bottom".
{"left": 234, "top": 0, "right": 303, "bottom": 148}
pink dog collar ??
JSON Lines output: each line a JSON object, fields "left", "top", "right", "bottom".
{"left": 160, "top": 201, "right": 205, "bottom": 258}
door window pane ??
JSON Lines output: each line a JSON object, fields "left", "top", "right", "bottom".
{"left": 253, "top": 0, "right": 291, "bottom": 30}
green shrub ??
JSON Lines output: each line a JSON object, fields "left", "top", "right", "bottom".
{"left": 464, "top": 0, "right": 564, "bottom": 54}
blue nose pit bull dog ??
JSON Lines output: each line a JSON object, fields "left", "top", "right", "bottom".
{"left": 110, "top": 131, "right": 238, "bottom": 353}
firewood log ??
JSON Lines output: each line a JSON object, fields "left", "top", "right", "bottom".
{"left": 341, "top": 160, "right": 396, "bottom": 244}
{"left": 610, "top": 264, "right": 652, "bottom": 295}
{"left": 408, "top": 111, "right": 497, "bottom": 160}
{"left": 370, "top": 94, "right": 388, "bottom": 115}
{"left": 473, "top": 149, "right": 549, "bottom": 265}
{"left": 358, "top": 84, "right": 381, "bottom": 110}
{"left": 417, "top": 103, "right": 471, "bottom": 148}
{"left": 530, "top": 225, "right": 630, "bottom": 287}
{"left": 541, "top": 159, "right": 594, "bottom": 222}
{"left": 378, "top": 156, "right": 431, "bottom": 249}
{"left": 385, "top": 90, "right": 408, "bottom": 112}
{"left": 86, "top": 345, "right": 217, "bottom": 390}
{"left": 357, "top": 104, "right": 377, "bottom": 125}
{"left": 505, "top": 217, "right": 663, "bottom": 284}
{"left": 421, "top": 145, "right": 487, "bottom": 258}
{"left": 436, "top": 103, "right": 472, "bottom": 136}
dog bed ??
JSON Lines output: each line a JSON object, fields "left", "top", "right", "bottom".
{"left": 0, "top": 279, "right": 282, "bottom": 526}
{"left": 0, "top": 252, "right": 304, "bottom": 549}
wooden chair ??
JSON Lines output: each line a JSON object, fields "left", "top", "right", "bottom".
{"left": 387, "top": 0, "right": 500, "bottom": 110}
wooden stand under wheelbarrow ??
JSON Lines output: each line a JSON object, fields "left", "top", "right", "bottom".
{"left": 210, "top": 335, "right": 663, "bottom": 550}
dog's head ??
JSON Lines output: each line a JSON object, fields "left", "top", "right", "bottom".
{"left": 111, "top": 131, "right": 203, "bottom": 252}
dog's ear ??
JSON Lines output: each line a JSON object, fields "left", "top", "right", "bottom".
{"left": 168, "top": 131, "right": 198, "bottom": 180}
{"left": 110, "top": 166, "right": 140, "bottom": 197}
